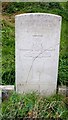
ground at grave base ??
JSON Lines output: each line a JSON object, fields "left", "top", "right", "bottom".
{"left": 1, "top": 91, "right": 68, "bottom": 120}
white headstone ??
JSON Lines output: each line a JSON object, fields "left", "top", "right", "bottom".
{"left": 15, "top": 13, "right": 62, "bottom": 95}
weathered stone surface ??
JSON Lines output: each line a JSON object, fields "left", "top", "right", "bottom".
{"left": 0, "top": 85, "right": 14, "bottom": 90}
{"left": 15, "top": 13, "right": 62, "bottom": 95}
{"left": 0, "top": 85, "right": 14, "bottom": 102}
{"left": 58, "top": 86, "right": 68, "bottom": 96}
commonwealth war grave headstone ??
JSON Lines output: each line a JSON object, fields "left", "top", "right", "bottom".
{"left": 15, "top": 13, "right": 62, "bottom": 95}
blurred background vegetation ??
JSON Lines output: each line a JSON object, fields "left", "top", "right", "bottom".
{"left": 2, "top": 2, "right": 68, "bottom": 85}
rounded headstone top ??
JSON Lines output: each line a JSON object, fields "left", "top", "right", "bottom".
{"left": 15, "top": 13, "right": 62, "bottom": 20}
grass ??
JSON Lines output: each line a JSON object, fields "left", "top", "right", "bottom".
{"left": 2, "top": 20, "right": 15, "bottom": 85}
{"left": 1, "top": 92, "right": 68, "bottom": 119}
{"left": 2, "top": 2, "right": 68, "bottom": 85}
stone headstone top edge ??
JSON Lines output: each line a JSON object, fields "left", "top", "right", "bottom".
{"left": 15, "top": 13, "right": 62, "bottom": 19}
